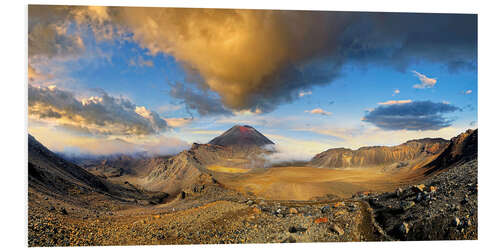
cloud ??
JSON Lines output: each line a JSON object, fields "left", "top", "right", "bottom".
{"left": 29, "top": 6, "right": 477, "bottom": 115}
{"left": 156, "top": 103, "right": 182, "bottom": 114}
{"left": 377, "top": 99, "right": 412, "bottom": 105}
{"left": 362, "top": 100, "right": 460, "bottom": 130}
{"left": 412, "top": 71, "right": 437, "bottom": 89}
{"left": 28, "top": 85, "right": 168, "bottom": 135}
{"left": 232, "top": 109, "right": 263, "bottom": 116}
{"left": 305, "top": 108, "right": 332, "bottom": 116}
{"left": 392, "top": 89, "right": 400, "bottom": 96}
{"left": 164, "top": 117, "right": 193, "bottom": 128}
{"left": 31, "top": 124, "right": 190, "bottom": 156}
{"left": 263, "top": 134, "right": 338, "bottom": 164}
{"left": 465, "top": 90, "right": 473, "bottom": 94}
{"left": 299, "top": 90, "right": 312, "bottom": 97}
{"left": 169, "top": 82, "right": 232, "bottom": 116}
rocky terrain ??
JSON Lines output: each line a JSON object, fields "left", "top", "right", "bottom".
{"left": 28, "top": 127, "right": 478, "bottom": 246}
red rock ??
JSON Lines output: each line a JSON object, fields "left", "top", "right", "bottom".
{"left": 314, "top": 217, "right": 328, "bottom": 224}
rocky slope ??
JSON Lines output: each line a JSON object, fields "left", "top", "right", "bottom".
{"left": 310, "top": 138, "right": 449, "bottom": 169}
{"left": 361, "top": 129, "right": 478, "bottom": 240}
{"left": 28, "top": 134, "right": 109, "bottom": 195}
{"left": 420, "top": 129, "right": 478, "bottom": 175}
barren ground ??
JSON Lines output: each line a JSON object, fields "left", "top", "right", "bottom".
{"left": 209, "top": 165, "right": 431, "bottom": 200}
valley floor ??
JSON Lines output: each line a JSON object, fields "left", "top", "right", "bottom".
{"left": 28, "top": 159, "right": 478, "bottom": 246}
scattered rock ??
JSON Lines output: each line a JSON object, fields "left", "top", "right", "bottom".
{"left": 289, "top": 226, "right": 307, "bottom": 233}
{"left": 396, "top": 188, "right": 403, "bottom": 197}
{"left": 452, "top": 217, "right": 461, "bottom": 227}
{"left": 314, "top": 217, "right": 328, "bottom": 224}
{"left": 465, "top": 219, "right": 472, "bottom": 227}
{"left": 399, "top": 222, "right": 410, "bottom": 235}
{"left": 412, "top": 184, "right": 426, "bottom": 193}
{"left": 333, "top": 202, "right": 345, "bottom": 208}
{"left": 401, "top": 201, "right": 415, "bottom": 211}
{"left": 321, "top": 206, "right": 331, "bottom": 213}
{"left": 288, "top": 208, "right": 298, "bottom": 214}
{"left": 329, "top": 224, "right": 344, "bottom": 236}
{"left": 60, "top": 208, "right": 68, "bottom": 215}
{"left": 415, "top": 193, "right": 423, "bottom": 202}
{"left": 252, "top": 207, "right": 261, "bottom": 214}
{"left": 461, "top": 197, "right": 468, "bottom": 205}
{"left": 281, "top": 236, "right": 296, "bottom": 243}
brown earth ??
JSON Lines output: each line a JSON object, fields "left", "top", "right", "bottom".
{"left": 207, "top": 163, "right": 436, "bottom": 200}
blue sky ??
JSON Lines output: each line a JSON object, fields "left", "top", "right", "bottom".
{"left": 27, "top": 6, "right": 477, "bottom": 158}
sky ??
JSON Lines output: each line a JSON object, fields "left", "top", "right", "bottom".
{"left": 27, "top": 5, "right": 477, "bottom": 159}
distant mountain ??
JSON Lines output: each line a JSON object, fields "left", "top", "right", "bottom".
{"left": 208, "top": 125, "right": 274, "bottom": 147}
{"left": 142, "top": 126, "right": 276, "bottom": 194}
{"left": 310, "top": 137, "right": 450, "bottom": 169}
{"left": 28, "top": 134, "right": 109, "bottom": 195}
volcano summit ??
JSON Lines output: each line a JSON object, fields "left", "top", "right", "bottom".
{"left": 209, "top": 125, "right": 274, "bottom": 147}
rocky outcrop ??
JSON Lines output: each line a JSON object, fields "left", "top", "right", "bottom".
{"left": 310, "top": 138, "right": 449, "bottom": 169}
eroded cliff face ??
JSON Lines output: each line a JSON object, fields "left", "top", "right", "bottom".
{"left": 421, "top": 129, "right": 477, "bottom": 175}
{"left": 310, "top": 138, "right": 450, "bottom": 169}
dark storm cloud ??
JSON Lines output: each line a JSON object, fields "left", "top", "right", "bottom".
{"left": 29, "top": 7, "right": 477, "bottom": 115}
{"left": 362, "top": 101, "right": 461, "bottom": 131}
{"left": 169, "top": 82, "right": 232, "bottom": 116}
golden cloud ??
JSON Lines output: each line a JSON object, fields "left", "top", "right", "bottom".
{"left": 377, "top": 100, "right": 412, "bottom": 105}
{"left": 28, "top": 85, "right": 169, "bottom": 135}
{"left": 28, "top": 6, "right": 477, "bottom": 115}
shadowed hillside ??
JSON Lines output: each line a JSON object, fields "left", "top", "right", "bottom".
{"left": 28, "top": 134, "right": 109, "bottom": 195}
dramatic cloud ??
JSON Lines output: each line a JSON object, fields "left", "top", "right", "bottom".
{"left": 377, "top": 99, "right": 412, "bottom": 105}
{"left": 305, "top": 108, "right": 332, "bottom": 116}
{"left": 28, "top": 85, "right": 168, "bottom": 135}
{"left": 362, "top": 101, "right": 460, "bottom": 130}
{"left": 28, "top": 6, "right": 477, "bottom": 115}
{"left": 28, "top": 6, "right": 86, "bottom": 59}
{"left": 412, "top": 71, "right": 437, "bottom": 89}
{"left": 169, "top": 82, "right": 232, "bottom": 116}
{"left": 299, "top": 90, "right": 312, "bottom": 97}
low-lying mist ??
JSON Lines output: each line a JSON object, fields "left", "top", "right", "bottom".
{"left": 260, "top": 144, "right": 317, "bottom": 168}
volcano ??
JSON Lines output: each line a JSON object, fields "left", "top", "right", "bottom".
{"left": 208, "top": 125, "right": 274, "bottom": 147}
